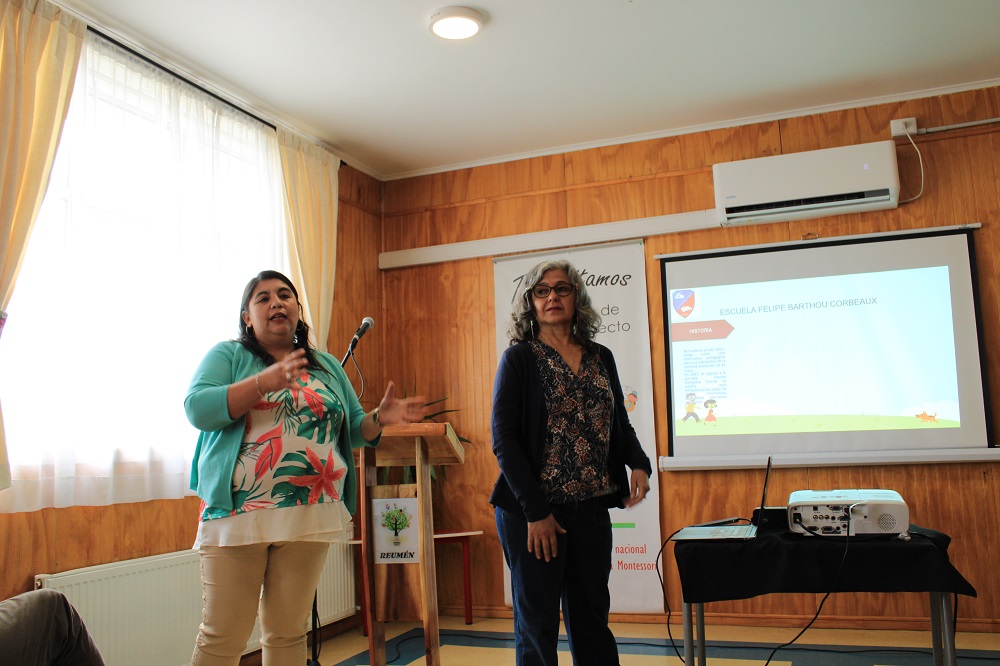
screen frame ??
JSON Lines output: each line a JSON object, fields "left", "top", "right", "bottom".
{"left": 656, "top": 225, "right": 995, "bottom": 469}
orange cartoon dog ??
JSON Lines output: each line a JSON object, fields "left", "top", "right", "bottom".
{"left": 916, "top": 411, "right": 938, "bottom": 423}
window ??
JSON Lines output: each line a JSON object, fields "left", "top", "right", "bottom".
{"left": 0, "top": 32, "right": 288, "bottom": 510}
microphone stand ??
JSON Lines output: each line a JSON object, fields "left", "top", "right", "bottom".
{"left": 340, "top": 336, "right": 360, "bottom": 367}
{"left": 308, "top": 334, "right": 364, "bottom": 666}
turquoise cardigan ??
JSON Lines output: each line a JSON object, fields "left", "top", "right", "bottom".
{"left": 184, "top": 340, "right": 378, "bottom": 515}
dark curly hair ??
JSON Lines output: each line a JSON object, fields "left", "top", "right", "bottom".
{"left": 237, "top": 270, "right": 320, "bottom": 370}
{"left": 505, "top": 259, "right": 601, "bottom": 346}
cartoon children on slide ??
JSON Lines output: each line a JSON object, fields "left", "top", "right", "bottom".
{"left": 703, "top": 398, "right": 717, "bottom": 425}
{"left": 682, "top": 393, "right": 700, "bottom": 422}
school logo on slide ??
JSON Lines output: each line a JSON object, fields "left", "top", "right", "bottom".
{"left": 672, "top": 290, "right": 695, "bottom": 319}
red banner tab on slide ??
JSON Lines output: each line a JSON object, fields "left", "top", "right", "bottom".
{"left": 671, "top": 320, "right": 734, "bottom": 341}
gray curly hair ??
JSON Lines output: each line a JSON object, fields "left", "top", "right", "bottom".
{"left": 506, "top": 258, "right": 601, "bottom": 346}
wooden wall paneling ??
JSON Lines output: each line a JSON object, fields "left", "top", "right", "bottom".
{"left": 786, "top": 211, "right": 898, "bottom": 244}
{"left": 380, "top": 258, "right": 501, "bottom": 616}
{"left": 735, "top": 121, "right": 783, "bottom": 161}
{"left": 499, "top": 154, "right": 568, "bottom": 197}
{"left": 0, "top": 509, "right": 55, "bottom": 598}
{"left": 488, "top": 190, "right": 570, "bottom": 238}
{"left": 928, "top": 136, "right": 977, "bottom": 225}
{"left": 563, "top": 180, "right": 635, "bottom": 227}
{"left": 438, "top": 164, "right": 508, "bottom": 205}
{"left": 333, "top": 167, "right": 385, "bottom": 406}
{"left": 702, "top": 124, "right": 783, "bottom": 165}
{"left": 383, "top": 155, "right": 567, "bottom": 215}
{"left": 382, "top": 191, "right": 569, "bottom": 253}
{"left": 383, "top": 174, "right": 436, "bottom": 214}
{"left": 462, "top": 257, "right": 501, "bottom": 543}
{"left": 563, "top": 170, "right": 714, "bottom": 228}
{"left": 777, "top": 107, "right": 889, "bottom": 154}
{"left": 170, "top": 497, "right": 204, "bottom": 551}
{"left": 931, "top": 87, "right": 1000, "bottom": 128}
{"left": 339, "top": 164, "right": 381, "bottom": 216}
{"left": 64, "top": 506, "right": 117, "bottom": 568}
{"left": 966, "top": 133, "right": 1000, "bottom": 225}
{"left": 419, "top": 155, "right": 570, "bottom": 212}
{"left": 425, "top": 193, "right": 567, "bottom": 247}
{"left": 435, "top": 163, "right": 497, "bottom": 206}
{"left": 564, "top": 142, "right": 649, "bottom": 184}
{"left": 382, "top": 210, "right": 432, "bottom": 254}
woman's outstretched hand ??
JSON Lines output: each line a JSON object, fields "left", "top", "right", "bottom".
{"left": 376, "top": 381, "right": 429, "bottom": 426}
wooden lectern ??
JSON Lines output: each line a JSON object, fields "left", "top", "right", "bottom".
{"left": 357, "top": 422, "right": 464, "bottom": 666}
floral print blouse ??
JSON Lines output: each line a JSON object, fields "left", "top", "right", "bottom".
{"left": 530, "top": 339, "right": 615, "bottom": 504}
{"left": 200, "top": 370, "right": 348, "bottom": 520}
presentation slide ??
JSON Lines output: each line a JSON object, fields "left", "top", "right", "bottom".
{"left": 661, "top": 231, "right": 991, "bottom": 462}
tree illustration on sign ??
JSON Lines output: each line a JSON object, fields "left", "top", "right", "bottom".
{"left": 380, "top": 503, "right": 413, "bottom": 544}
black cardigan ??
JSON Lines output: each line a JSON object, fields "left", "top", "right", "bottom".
{"left": 489, "top": 341, "right": 653, "bottom": 521}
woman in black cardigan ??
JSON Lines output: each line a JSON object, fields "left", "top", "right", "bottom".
{"left": 490, "top": 258, "right": 652, "bottom": 666}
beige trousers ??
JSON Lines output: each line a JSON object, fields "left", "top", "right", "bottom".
{"left": 191, "top": 541, "right": 330, "bottom": 666}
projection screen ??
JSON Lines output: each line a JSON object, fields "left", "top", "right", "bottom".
{"left": 658, "top": 227, "right": 994, "bottom": 468}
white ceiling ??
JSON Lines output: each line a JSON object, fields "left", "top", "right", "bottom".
{"left": 55, "top": 0, "right": 1000, "bottom": 180}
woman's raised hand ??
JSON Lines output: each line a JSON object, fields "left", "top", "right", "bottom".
{"left": 265, "top": 348, "right": 310, "bottom": 392}
{"left": 376, "top": 381, "right": 429, "bottom": 426}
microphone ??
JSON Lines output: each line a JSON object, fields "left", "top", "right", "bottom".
{"left": 341, "top": 317, "right": 374, "bottom": 367}
{"left": 352, "top": 316, "right": 374, "bottom": 345}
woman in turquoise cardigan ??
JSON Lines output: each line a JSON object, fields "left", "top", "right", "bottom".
{"left": 184, "top": 270, "right": 426, "bottom": 666}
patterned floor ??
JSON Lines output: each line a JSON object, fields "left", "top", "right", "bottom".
{"left": 319, "top": 617, "right": 1000, "bottom": 665}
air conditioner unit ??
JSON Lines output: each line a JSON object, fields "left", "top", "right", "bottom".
{"left": 713, "top": 140, "right": 900, "bottom": 226}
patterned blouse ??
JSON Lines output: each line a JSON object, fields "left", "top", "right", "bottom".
{"left": 530, "top": 339, "right": 615, "bottom": 504}
{"left": 200, "top": 370, "right": 349, "bottom": 521}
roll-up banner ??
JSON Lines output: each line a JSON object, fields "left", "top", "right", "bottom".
{"left": 493, "top": 240, "right": 662, "bottom": 612}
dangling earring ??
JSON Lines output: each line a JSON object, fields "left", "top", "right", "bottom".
{"left": 529, "top": 319, "right": 535, "bottom": 337}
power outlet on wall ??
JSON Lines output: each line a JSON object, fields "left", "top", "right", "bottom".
{"left": 890, "top": 117, "right": 918, "bottom": 138}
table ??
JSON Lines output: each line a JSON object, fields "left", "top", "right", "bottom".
{"left": 672, "top": 523, "right": 976, "bottom": 665}
{"left": 431, "top": 530, "right": 484, "bottom": 625}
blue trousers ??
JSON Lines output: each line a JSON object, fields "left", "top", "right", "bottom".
{"left": 495, "top": 500, "right": 619, "bottom": 666}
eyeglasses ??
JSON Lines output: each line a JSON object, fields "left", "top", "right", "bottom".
{"left": 529, "top": 282, "right": 575, "bottom": 299}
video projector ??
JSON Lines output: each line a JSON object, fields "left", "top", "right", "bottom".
{"left": 787, "top": 489, "right": 909, "bottom": 537}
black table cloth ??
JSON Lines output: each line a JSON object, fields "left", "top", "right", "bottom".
{"left": 673, "top": 523, "right": 976, "bottom": 604}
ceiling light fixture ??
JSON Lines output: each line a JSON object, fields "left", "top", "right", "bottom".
{"left": 429, "top": 6, "right": 483, "bottom": 40}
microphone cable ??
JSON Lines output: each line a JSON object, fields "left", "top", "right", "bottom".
{"left": 653, "top": 528, "right": 685, "bottom": 661}
{"left": 345, "top": 348, "right": 367, "bottom": 399}
{"left": 762, "top": 501, "right": 865, "bottom": 664}
{"left": 306, "top": 322, "right": 374, "bottom": 664}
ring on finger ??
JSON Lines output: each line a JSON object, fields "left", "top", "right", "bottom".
{"left": 285, "top": 371, "right": 291, "bottom": 381}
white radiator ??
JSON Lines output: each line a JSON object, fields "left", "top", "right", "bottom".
{"left": 35, "top": 544, "right": 355, "bottom": 666}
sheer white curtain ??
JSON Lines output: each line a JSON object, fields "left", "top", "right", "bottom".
{"left": 0, "top": 31, "right": 288, "bottom": 511}
{"left": 278, "top": 127, "right": 340, "bottom": 352}
{"left": 0, "top": 0, "right": 87, "bottom": 493}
